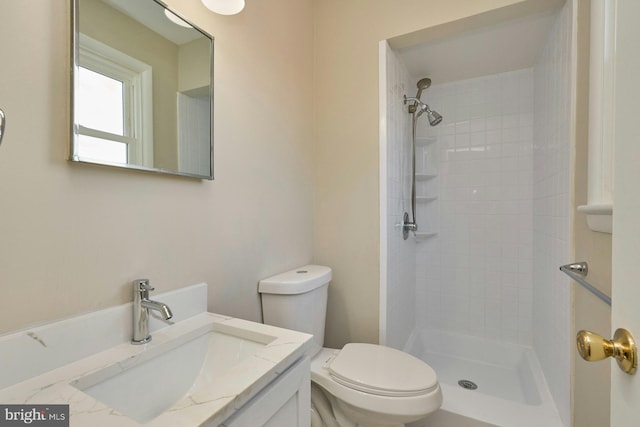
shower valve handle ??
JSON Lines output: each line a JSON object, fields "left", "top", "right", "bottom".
{"left": 576, "top": 329, "right": 637, "bottom": 375}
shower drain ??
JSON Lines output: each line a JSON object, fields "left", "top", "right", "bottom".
{"left": 457, "top": 379, "right": 478, "bottom": 390}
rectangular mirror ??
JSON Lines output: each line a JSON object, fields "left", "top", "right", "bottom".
{"left": 71, "top": 0, "right": 214, "bottom": 179}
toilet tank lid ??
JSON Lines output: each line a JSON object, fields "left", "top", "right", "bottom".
{"left": 258, "top": 265, "right": 332, "bottom": 295}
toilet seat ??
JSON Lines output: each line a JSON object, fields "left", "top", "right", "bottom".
{"left": 311, "top": 347, "right": 442, "bottom": 424}
{"left": 328, "top": 343, "right": 438, "bottom": 397}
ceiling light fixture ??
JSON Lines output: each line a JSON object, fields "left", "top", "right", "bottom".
{"left": 164, "top": 9, "right": 193, "bottom": 28}
{"left": 201, "top": 0, "right": 245, "bottom": 15}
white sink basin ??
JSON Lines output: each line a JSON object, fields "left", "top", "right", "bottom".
{"left": 71, "top": 323, "right": 273, "bottom": 423}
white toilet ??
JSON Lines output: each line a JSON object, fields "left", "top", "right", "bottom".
{"left": 259, "top": 265, "right": 442, "bottom": 427}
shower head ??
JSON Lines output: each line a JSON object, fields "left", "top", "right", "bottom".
{"left": 427, "top": 110, "right": 443, "bottom": 126}
{"left": 415, "top": 101, "right": 443, "bottom": 126}
{"left": 403, "top": 77, "right": 443, "bottom": 125}
{"left": 426, "top": 107, "right": 443, "bottom": 126}
{"left": 415, "top": 78, "right": 432, "bottom": 101}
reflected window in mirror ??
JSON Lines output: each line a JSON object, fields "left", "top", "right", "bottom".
{"left": 77, "top": 68, "right": 127, "bottom": 164}
{"left": 77, "top": 35, "right": 153, "bottom": 166}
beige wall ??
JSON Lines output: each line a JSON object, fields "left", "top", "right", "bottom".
{"left": 0, "top": 0, "right": 314, "bottom": 335}
{"left": 179, "top": 37, "right": 211, "bottom": 94}
{"left": 312, "top": 0, "right": 544, "bottom": 348}
{"left": 573, "top": 1, "right": 613, "bottom": 425}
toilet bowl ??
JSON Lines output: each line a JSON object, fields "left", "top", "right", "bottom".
{"left": 311, "top": 346, "right": 442, "bottom": 426}
{"left": 259, "top": 265, "right": 442, "bottom": 427}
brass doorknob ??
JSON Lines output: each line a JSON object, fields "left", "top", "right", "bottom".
{"left": 576, "top": 328, "right": 637, "bottom": 375}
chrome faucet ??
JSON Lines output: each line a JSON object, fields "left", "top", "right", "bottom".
{"left": 131, "top": 279, "right": 173, "bottom": 344}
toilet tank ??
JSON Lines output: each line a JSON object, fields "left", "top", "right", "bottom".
{"left": 259, "top": 265, "right": 331, "bottom": 353}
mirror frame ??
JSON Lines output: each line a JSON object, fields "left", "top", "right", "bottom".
{"left": 70, "top": 0, "right": 215, "bottom": 180}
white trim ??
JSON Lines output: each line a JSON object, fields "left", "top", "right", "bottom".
{"left": 78, "top": 125, "right": 135, "bottom": 145}
{"left": 378, "top": 40, "right": 389, "bottom": 346}
{"left": 577, "top": 204, "right": 613, "bottom": 233}
{"left": 78, "top": 34, "right": 154, "bottom": 167}
{"left": 579, "top": 0, "right": 616, "bottom": 233}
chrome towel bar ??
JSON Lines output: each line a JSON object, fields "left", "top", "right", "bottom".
{"left": 559, "top": 262, "right": 611, "bottom": 306}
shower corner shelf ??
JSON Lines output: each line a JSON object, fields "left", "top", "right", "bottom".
{"left": 413, "top": 231, "right": 438, "bottom": 241}
{"left": 415, "top": 136, "right": 437, "bottom": 146}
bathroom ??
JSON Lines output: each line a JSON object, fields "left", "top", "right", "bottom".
{"left": 0, "top": 0, "right": 637, "bottom": 425}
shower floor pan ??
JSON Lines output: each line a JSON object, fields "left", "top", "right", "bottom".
{"left": 405, "top": 329, "right": 564, "bottom": 427}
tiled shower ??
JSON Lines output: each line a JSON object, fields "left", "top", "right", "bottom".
{"left": 416, "top": 69, "right": 536, "bottom": 345}
{"left": 381, "top": 1, "right": 574, "bottom": 424}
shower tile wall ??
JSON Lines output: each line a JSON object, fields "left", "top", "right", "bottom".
{"left": 415, "top": 69, "right": 535, "bottom": 345}
{"left": 383, "top": 43, "right": 416, "bottom": 350}
{"left": 532, "top": 1, "right": 574, "bottom": 424}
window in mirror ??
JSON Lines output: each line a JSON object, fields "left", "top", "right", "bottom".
{"left": 78, "top": 67, "right": 124, "bottom": 136}
{"left": 77, "top": 134, "right": 127, "bottom": 164}
{"left": 77, "top": 68, "right": 127, "bottom": 164}
{"left": 76, "top": 34, "right": 153, "bottom": 166}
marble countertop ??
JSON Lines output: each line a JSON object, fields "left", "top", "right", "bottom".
{"left": 0, "top": 312, "right": 313, "bottom": 426}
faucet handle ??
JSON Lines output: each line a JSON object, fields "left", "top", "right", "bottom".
{"left": 133, "top": 279, "right": 154, "bottom": 292}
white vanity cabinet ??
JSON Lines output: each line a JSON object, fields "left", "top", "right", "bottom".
{"left": 220, "top": 356, "right": 311, "bottom": 427}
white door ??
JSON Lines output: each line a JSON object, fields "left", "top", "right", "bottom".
{"left": 610, "top": 0, "right": 640, "bottom": 424}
